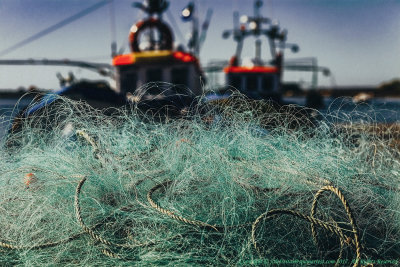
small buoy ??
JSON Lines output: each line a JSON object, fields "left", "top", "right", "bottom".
{"left": 24, "top": 173, "right": 37, "bottom": 188}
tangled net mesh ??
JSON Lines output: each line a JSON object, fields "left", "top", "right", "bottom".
{"left": 0, "top": 89, "right": 399, "bottom": 266}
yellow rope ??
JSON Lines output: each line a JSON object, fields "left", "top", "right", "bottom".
{"left": 76, "top": 130, "right": 98, "bottom": 153}
{"left": 74, "top": 175, "right": 157, "bottom": 259}
{"left": 0, "top": 179, "right": 370, "bottom": 265}
{"left": 311, "top": 185, "right": 361, "bottom": 266}
{"left": 147, "top": 180, "right": 222, "bottom": 231}
{"left": 76, "top": 130, "right": 106, "bottom": 165}
{"left": 0, "top": 130, "right": 373, "bottom": 265}
{"left": 74, "top": 176, "right": 115, "bottom": 247}
{"left": 0, "top": 233, "right": 83, "bottom": 250}
{"left": 147, "top": 179, "right": 365, "bottom": 266}
{"left": 251, "top": 185, "right": 362, "bottom": 267}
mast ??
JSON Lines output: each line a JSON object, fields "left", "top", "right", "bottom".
{"left": 132, "top": 0, "right": 169, "bottom": 18}
{"left": 222, "top": 0, "right": 296, "bottom": 67}
{"left": 181, "top": 2, "right": 213, "bottom": 57}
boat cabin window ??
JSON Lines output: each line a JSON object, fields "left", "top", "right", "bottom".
{"left": 262, "top": 75, "right": 274, "bottom": 91}
{"left": 227, "top": 73, "right": 276, "bottom": 93}
{"left": 146, "top": 68, "right": 163, "bottom": 83}
{"left": 246, "top": 75, "right": 258, "bottom": 92}
{"left": 146, "top": 68, "right": 163, "bottom": 94}
{"left": 228, "top": 74, "right": 241, "bottom": 90}
{"left": 121, "top": 72, "right": 137, "bottom": 93}
{"left": 171, "top": 68, "right": 188, "bottom": 87}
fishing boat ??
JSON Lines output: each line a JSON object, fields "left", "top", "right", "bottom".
{"left": 112, "top": 0, "right": 205, "bottom": 114}
{"left": 205, "top": 0, "right": 330, "bottom": 107}
{"left": 5, "top": 0, "right": 207, "bottom": 132}
{"left": 203, "top": 0, "right": 295, "bottom": 103}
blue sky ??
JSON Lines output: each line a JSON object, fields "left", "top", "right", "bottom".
{"left": 0, "top": 0, "right": 399, "bottom": 90}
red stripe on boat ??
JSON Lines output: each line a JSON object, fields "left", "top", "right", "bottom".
{"left": 224, "top": 66, "right": 279, "bottom": 73}
{"left": 113, "top": 54, "right": 135, "bottom": 66}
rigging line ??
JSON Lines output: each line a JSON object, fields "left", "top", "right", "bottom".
{"left": 108, "top": 0, "right": 117, "bottom": 56}
{"left": 166, "top": 9, "right": 185, "bottom": 46}
{"left": 0, "top": 0, "right": 111, "bottom": 58}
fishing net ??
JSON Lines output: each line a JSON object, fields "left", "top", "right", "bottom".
{"left": 0, "top": 88, "right": 399, "bottom": 266}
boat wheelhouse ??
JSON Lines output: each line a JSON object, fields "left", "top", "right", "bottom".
{"left": 113, "top": 50, "right": 203, "bottom": 98}
{"left": 221, "top": 0, "right": 298, "bottom": 102}
{"left": 112, "top": 4, "right": 204, "bottom": 105}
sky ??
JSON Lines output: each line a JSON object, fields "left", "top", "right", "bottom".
{"left": 0, "top": 0, "right": 399, "bottom": 90}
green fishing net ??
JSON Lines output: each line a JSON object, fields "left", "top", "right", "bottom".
{"left": 0, "top": 92, "right": 399, "bottom": 266}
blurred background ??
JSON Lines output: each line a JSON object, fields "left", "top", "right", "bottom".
{"left": 0, "top": 0, "right": 399, "bottom": 91}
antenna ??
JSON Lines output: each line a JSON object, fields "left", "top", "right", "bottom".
{"left": 181, "top": 2, "right": 199, "bottom": 56}
{"left": 132, "top": 0, "right": 169, "bottom": 18}
{"left": 222, "top": 0, "right": 298, "bottom": 66}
